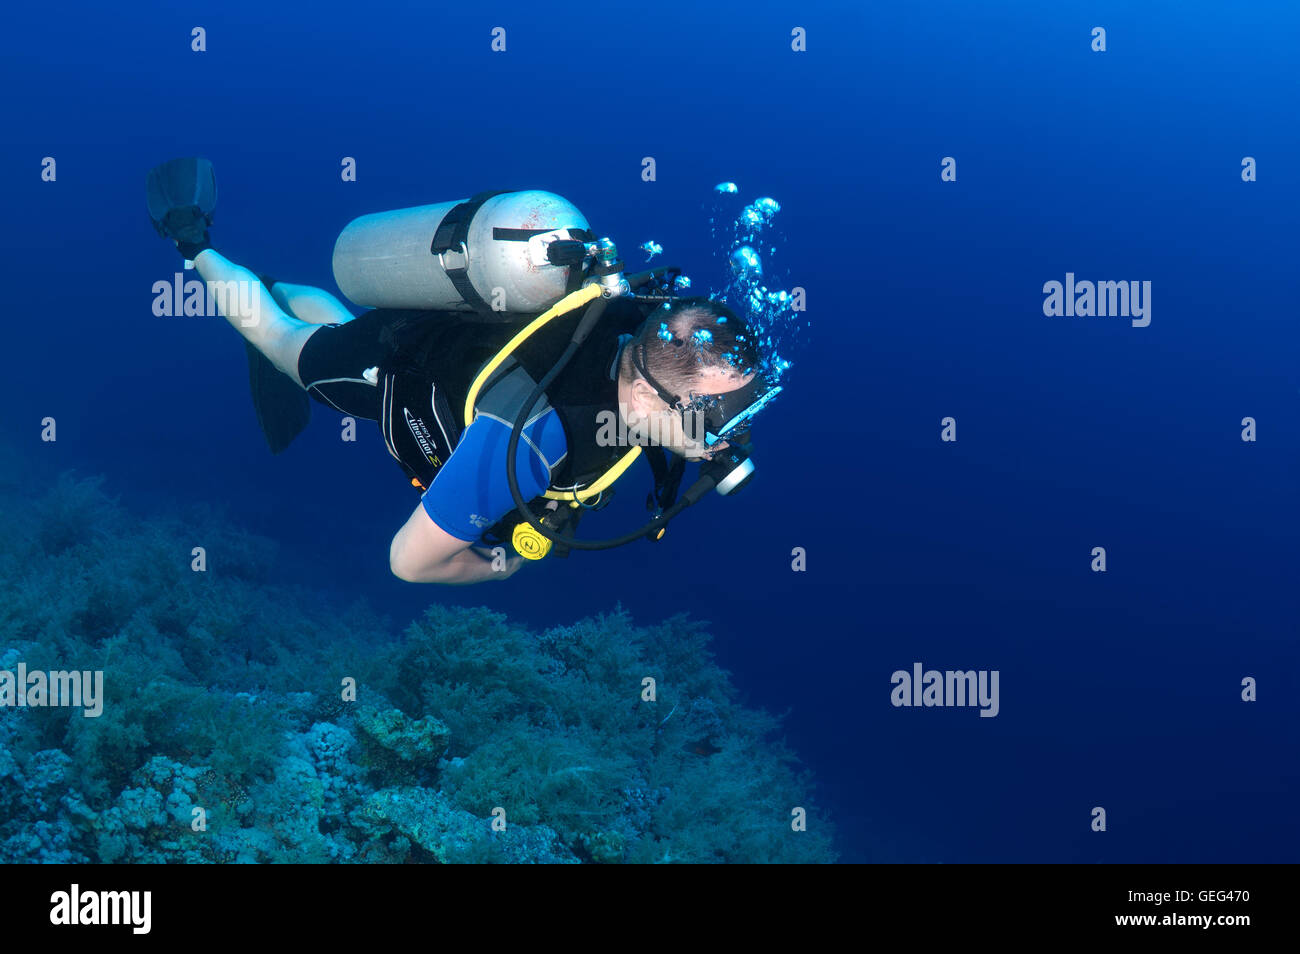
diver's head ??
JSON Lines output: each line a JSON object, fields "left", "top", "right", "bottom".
{"left": 617, "top": 297, "right": 768, "bottom": 460}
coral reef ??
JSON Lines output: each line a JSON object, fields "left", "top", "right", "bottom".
{"left": 354, "top": 706, "right": 450, "bottom": 784}
{"left": 0, "top": 465, "right": 836, "bottom": 863}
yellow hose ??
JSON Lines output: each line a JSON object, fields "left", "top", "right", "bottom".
{"left": 462, "top": 283, "right": 604, "bottom": 426}
{"left": 463, "top": 282, "right": 640, "bottom": 505}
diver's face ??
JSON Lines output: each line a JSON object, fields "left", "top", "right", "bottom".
{"left": 628, "top": 368, "right": 754, "bottom": 461}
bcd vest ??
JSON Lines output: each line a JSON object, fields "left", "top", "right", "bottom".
{"left": 372, "top": 294, "right": 653, "bottom": 497}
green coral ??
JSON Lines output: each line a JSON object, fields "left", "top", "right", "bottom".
{"left": 356, "top": 787, "right": 577, "bottom": 864}
{"left": 579, "top": 831, "right": 626, "bottom": 864}
{"left": 389, "top": 605, "right": 837, "bottom": 862}
{"left": 354, "top": 706, "right": 450, "bottom": 783}
{"left": 0, "top": 450, "right": 839, "bottom": 863}
{"left": 88, "top": 756, "right": 212, "bottom": 863}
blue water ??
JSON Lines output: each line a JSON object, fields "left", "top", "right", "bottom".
{"left": 2, "top": 0, "right": 1296, "bottom": 862}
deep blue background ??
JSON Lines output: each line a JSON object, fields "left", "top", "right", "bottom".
{"left": 2, "top": 0, "right": 1296, "bottom": 862}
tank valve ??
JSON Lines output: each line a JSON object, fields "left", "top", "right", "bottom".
{"left": 591, "top": 238, "right": 629, "bottom": 298}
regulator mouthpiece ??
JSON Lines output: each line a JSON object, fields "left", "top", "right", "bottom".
{"left": 702, "top": 445, "right": 756, "bottom": 496}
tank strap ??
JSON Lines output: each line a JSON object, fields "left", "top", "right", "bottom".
{"left": 491, "top": 226, "right": 594, "bottom": 297}
{"left": 491, "top": 226, "right": 593, "bottom": 246}
{"left": 430, "top": 190, "right": 510, "bottom": 317}
{"left": 492, "top": 227, "right": 548, "bottom": 242}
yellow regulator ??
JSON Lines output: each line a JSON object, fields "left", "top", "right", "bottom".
{"left": 511, "top": 521, "right": 554, "bottom": 561}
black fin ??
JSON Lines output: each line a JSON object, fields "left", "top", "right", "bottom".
{"left": 244, "top": 341, "right": 311, "bottom": 454}
{"left": 146, "top": 158, "right": 217, "bottom": 243}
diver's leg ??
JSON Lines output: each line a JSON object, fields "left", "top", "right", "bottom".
{"left": 268, "top": 281, "right": 355, "bottom": 326}
{"left": 191, "top": 249, "right": 317, "bottom": 386}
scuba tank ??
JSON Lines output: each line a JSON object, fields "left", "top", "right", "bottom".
{"left": 331, "top": 190, "right": 593, "bottom": 318}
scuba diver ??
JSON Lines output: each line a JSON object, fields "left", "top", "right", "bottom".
{"left": 147, "top": 158, "right": 782, "bottom": 584}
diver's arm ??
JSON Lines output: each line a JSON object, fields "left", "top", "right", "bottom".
{"left": 388, "top": 413, "right": 563, "bottom": 583}
{"left": 389, "top": 505, "right": 521, "bottom": 584}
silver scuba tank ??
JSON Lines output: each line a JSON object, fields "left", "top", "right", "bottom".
{"left": 331, "top": 190, "right": 592, "bottom": 316}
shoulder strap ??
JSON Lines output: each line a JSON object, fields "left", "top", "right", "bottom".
{"left": 430, "top": 190, "right": 510, "bottom": 317}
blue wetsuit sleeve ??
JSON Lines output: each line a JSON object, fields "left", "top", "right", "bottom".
{"left": 420, "top": 410, "right": 568, "bottom": 542}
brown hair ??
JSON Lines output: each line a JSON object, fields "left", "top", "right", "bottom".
{"left": 618, "top": 297, "right": 760, "bottom": 402}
